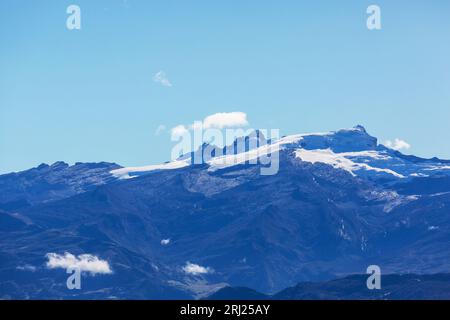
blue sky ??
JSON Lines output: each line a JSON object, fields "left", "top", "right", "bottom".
{"left": 1, "top": 0, "right": 449, "bottom": 173}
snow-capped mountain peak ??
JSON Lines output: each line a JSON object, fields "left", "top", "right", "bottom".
{"left": 111, "top": 126, "right": 450, "bottom": 181}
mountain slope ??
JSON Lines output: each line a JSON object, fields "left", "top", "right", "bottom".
{"left": 1, "top": 126, "right": 450, "bottom": 298}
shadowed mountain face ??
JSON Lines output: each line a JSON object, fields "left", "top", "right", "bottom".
{"left": 207, "top": 274, "right": 450, "bottom": 300}
{"left": 1, "top": 126, "right": 450, "bottom": 299}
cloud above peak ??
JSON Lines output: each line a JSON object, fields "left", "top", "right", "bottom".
{"left": 202, "top": 112, "right": 249, "bottom": 129}
{"left": 170, "top": 112, "right": 249, "bottom": 140}
{"left": 384, "top": 138, "right": 411, "bottom": 151}
{"left": 153, "top": 71, "right": 172, "bottom": 87}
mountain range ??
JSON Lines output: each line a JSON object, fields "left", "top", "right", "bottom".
{"left": 1, "top": 125, "right": 450, "bottom": 299}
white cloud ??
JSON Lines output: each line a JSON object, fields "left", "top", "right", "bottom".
{"left": 170, "top": 112, "right": 249, "bottom": 141}
{"left": 161, "top": 238, "right": 171, "bottom": 245}
{"left": 171, "top": 125, "right": 189, "bottom": 139}
{"left": 182, "top": 262, "right": 212, "bottom": 275}
{"left": 153, "top": 71, "right": 172, "bottom": 87}
{"left": 45, "top": 252, "right": 112, "bottom": 275}
{"left": 384, "top": 138, "right": 411, "bottom": 151}
{"left": 202, "top": 112, "right": 249, "bottom": 129}
{"left": 155, "top": 124, "right": 166, "bottom": 136}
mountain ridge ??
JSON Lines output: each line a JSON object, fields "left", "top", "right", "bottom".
{"left": 1, "top": 125, "right": 450, "bottom": 299}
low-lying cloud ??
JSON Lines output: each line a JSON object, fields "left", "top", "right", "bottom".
{"left": 161, "top": 238, "right": 171, "bottom": 245}
{"left": 45, "top": 252, "right": 112, "bottom": 275}
{"left": 182, "top": 262, "right": 212, "bottom": 275}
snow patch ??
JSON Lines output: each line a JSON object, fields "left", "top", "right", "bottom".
{"left": 111, "top": 159, "right": 190, "bottom": 179}
{"left": 424, "top": 165, "right": 450, "bottom": 171}
{"left": 294, "top": 148, "right": 404, "bottom": 178}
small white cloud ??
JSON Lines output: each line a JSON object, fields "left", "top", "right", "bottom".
{"left": 155, "top": 124, "right": 166, "bottom": 136}
{"left": 161, "top": 238, "right": 171, "bottom": 245}
{"left": 16, "top": 264, "right": 36, "bottom": 272}
{"left": 202, "top": 112, "right": 249, "bottom": 129}
{"left": 46, "top": 252, "right": 112, "bottom": 275}
{"left": 182, "top": 262, "right": 212, "bottom": 275}
{"left": 171, "top": 125, "right": 189, "bottom": 140}
{"left": 384, "top": 138, "right": 411, "bottom": 151}
{"left": 153, "top": 71, "right": 172, "bottom": 87}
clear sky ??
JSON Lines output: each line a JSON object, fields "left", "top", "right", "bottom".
{"left": 1, "top": 0, "right": 449, "bottom": 173}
